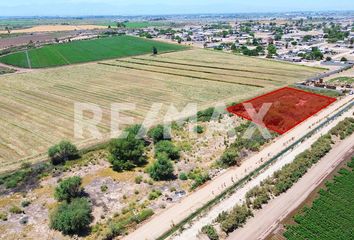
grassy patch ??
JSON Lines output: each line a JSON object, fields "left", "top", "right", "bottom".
{"left": 328, "top": 76, "right": 354, "bottom": 84}
{"left": 293, "top": 85, "right": 343, "bottom": 97}
{"left": 0, "top": 66, "right": 15, "bottom": 75}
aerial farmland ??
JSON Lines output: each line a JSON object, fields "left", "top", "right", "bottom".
{"left": 0, "top": 46, "right": 323, "bottom": 170}
{"left": 0, "top": 8, "right": 353, "bottom": 240}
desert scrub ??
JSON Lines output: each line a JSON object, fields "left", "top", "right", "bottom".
{"left": 135, "top": 175, "right": 143, "bottom": 184}
{"left": 9, "top": 205, "right": 23, "bottom": 214}
{"left": 0, "top": 212, "right": 8, "bottom": 221}
{"left": 101, "top": 185, "right": 108, "bottom": 192}
{"left": 148, "top": 189, "right": 162, "bottom": 200}
{"left": 201, "top": 224, "right": 219, "bottom": 240}
{"left": 21, "top": 200, "right": 31, "bottom": 208}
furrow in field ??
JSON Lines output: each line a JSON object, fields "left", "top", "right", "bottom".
{"left": 117, "top": 59, "right": 281, "bottom": 83}
{"left": 98, "top": 62, "right": 266, "bottom": 88}
{"left": 119, "top": 61, "right": 274, "bottom": 87}
{"left": 131, "top": 56, "right": 304, "bottom": 79}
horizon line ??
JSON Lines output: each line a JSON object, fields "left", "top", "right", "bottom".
{"left": 1, "top": 10, "right": 354, "bottom": 19}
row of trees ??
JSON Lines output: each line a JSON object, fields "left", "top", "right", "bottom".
{"left": 50, "top": 176, "right": 92, "bottom": 235}
{"left": 212, "top": 117, "right": 354, "bottom": 238}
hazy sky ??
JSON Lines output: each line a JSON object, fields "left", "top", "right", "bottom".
{"left": 1, "top": 0, "right": 354, "bottom": 16}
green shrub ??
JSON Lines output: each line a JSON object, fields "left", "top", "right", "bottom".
{"left": 219, "top": 149, "right": 239, "bottom": 167}
{"left": 188, "top": 168, "right": 210, "bottom": 190}
{"left": 155, "top": 140, "right": 180, "bottom": 160}
{"left": 50, "top": 197, "right": 92, "bottom": 235}
{"left": 21, "top": 200, "right": 31, "bottom": 208}
{"left": 197, "top": 107, "right": 215, "bottom": 122}
{"left": 148, "top": 153, "right": 175, "bottom": 181}
{"left": 0, "top": 167, "right": 32, "bottom": 189}
{"left": 0, "top": 212, "right": 7, "bottom": 221}
{"left": 132, "top": 209, "right": 154, "bottom": 223}
{"left": 134, "top": 175, "right": 143, "bottom": 184}
{"left": 148, "top": 125, "right": 171, "bottom": 143}
{"left": 179, "top": 172, "right": 188, "bottom": 181}
{"left": 101, "top": 185, "right": 108, "bottom": 192}
{"left": 124, "top": 124, "right": 145, "bottom": 138}
{"left": 194, "top": 125, "right": 205, "bottom": 134}
{"left": 54, "top": 176, "right": 82, "bottom": 202}
{"left": 9, "top": 205, "right": 23, "bottom": 214}
{"left": 104, "top": 222, "right": 124, "bottom": 240}
{"left": 201, "top": 224, "right": 219, "bottom": 240}
{"left": 108, "top": 135, "right": 146, "bottom": 172}
{"left": 218, "top": 204, "right": 252, "bottom": 233}
{"left": 48, "top": 141, "right": 79, "bottom": 165}
{"left": 148, "top": 189, "right": 162, "bottom": 200}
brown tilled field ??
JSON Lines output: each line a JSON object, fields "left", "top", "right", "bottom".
{"left": 0, "top": 49, "right": 324, "bottom": 170}
{"left": 0, "top": 24, "right": 106, "bottom": 34}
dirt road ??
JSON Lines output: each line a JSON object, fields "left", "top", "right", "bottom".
{"left": 123, "top": 95, "right": 353, "bottom": 240}
{"left": 227, "top": 133, "right": 354, "bottom": 240}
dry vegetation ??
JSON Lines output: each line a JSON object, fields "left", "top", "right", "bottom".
{"left": 0, "top": 25, "right": 106, "bottom": 34}
{"left": 0, "top": 49, "right": 323, "bottom": 170}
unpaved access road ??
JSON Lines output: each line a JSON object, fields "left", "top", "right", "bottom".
{"left": 227, "top": 132, "right": 354, "bottom": 240}
{"left": 124, "top": 94, "right": 353, "bottom": 240}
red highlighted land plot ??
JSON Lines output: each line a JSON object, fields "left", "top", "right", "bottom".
{"left": 227, "top": 87, "right": 337, "bottom": 134}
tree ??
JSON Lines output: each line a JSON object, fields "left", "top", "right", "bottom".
{"left": 48, "top": 141, "right": 79, "bottom": 165}
{"left": 152, "top": 46, "right": 158, "bottom": 55}
{"left": 124, "top": 124, "right": 145, "bottom": 139}
{"left": 155, "top": 140, "right": 180, "bottom": 160}
{"left": 220, "top": 149, "right": 239, "bottom": 167}
{"left": 341, "top": 57, "right": 348, "bottom": 62}
{"left": 116, "top": 22, "right": 126, "bottom": 28}
{"left": 148, "top": 153, "right": 174, "bottom": 181}
{"left": 108, "top": 135, "right": 146, "bottom": 172}
{"left": 50, "top": 198, "right": 92, "bottom": 235}
{"left": 267, "top": 44, "right": 277, "bottom": 56}
{"left": 326, "top": 56, "right": 332, "bottom": 61}
{"left": 148, "top": 124, "right": 171, "bottom": 143}
{"left": 303, "top": 35, "right": 313, "bottom": 42}
{"left": 54, "top": 176, "right": 82, "bottom": 202}
{"left": 5, "top": 26, "right": 11, "bottom": 34}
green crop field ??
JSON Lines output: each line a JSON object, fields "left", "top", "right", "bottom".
{"left": 124, "top": 21, "right": 168, "bottom": 28}
{"left": 0, "top": 35, "right": 187, "bottom": 68}
{"left": 284, "top": 157, "right": 354, "bottom": 240}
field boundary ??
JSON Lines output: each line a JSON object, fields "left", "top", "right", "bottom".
{"left": 98, "top": 62, "right": 265, "bottom": 88}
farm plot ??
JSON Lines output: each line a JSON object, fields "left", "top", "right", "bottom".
{"left": 0, "top": 49, "right": 323, "bottom": 170}
{"left": 0, "top": 35, "right": 187, "bottom": 68}
{"left": 284, "top": 157, "right": 354, "bottom": 240}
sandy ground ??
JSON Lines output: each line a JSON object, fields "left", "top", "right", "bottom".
{"left": 123, "top": 93, "right": 353, "bottom": 240}
{"left": 227, "top": 133, "right": 354, "bottom": 240}
{"left": 0, "top": 25, "right": 106, "bottom": 34}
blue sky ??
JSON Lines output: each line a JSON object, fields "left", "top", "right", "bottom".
{"left": 0, "top": 0, "right": 354, "bottom": 16}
